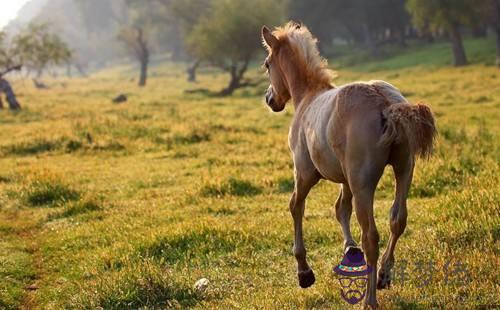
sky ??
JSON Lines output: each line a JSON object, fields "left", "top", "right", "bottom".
{"left": 0, "top": 0, "right": 31, "bottom": 29}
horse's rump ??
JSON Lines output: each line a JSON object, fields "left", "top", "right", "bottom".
{"left": 330, "top": 80, "right": 436, "bottom": 159}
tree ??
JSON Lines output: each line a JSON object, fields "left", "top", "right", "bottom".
{"left": 0, "top": 24, "right": 71, "bottom": 110}
{"left": 493, "top": 0, "right": 500, "bottom": 67}
{"left": 406, "top": 0, "right": 482, "bottom": 66}
{"left": 289, "top": 0, "right": 411, "bottom": 55}
{"left": 169, "top": 0, "right": 212, "bottom": 82}
{"left": 118, "top": 27, "right": 150, "bottom": 86}
{"left": 13, "top": 23, "right": 72, "bottom": 78}
{"left": 0, "top": 66, "right": 22, "bottom": 110}
{"left": 482, "top": 0, "right": 500, "bottom": 66}
{"left": 117, "top": 0, "right": 171, "bottom": 87}
{"left": 0, "top": 31, "right": 22, "bottom": 110}
{"left": 126, "top": 0, "right": 212, "bottom": 82}
{"left": 187, "top": 0, "right": 287, "bottom": 95}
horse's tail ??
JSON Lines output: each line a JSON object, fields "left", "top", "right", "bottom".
{"left": 379, "top": 102, "right": 437, "bottom": 159}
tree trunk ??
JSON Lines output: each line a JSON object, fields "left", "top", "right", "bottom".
{"left": 139, "top": 56, "right": 148, "bottom": 87}
{"left": 75, "top": 64, "right": 87, "bottom": 77}
{"left": 66, "top": 63, "right": 72, "bottom": 78}
{"left": 36, "top": 66, "right": 44, "bottom": 79}
{"left": 362, "top": 23, "right": 378, "bottom": 57}
{"left": 187, "top": 60, "right": 201, "bottom": 82}
{"left": 220, "top": 60, "right": 249, "bottom": 96}
{"left": 496, "top": 28, "right": 500, "bottom": 67}
{"left": 491, "top": 0, "right": 500, "bottom": 67}
{"left": 398, "top": 28, "right": 407, "bottom": 48}
{"left": 449, "top": 25, "right": 467, "bottom": 66}
{"left": 0, "top": 78, "right": 21, "bottom": 110}
{"left": 220, "top": 67, "right": 240, "bottom": 96}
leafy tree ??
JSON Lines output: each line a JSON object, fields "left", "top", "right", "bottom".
{"left": 13, "top": 23, "right": 72, "bottom": 77}
{"left": 1, "top": 24, "right": 71, "bottom": 110}
{"left": 187, "top": 0, "right": 287, "bottom": 95}
{"left": 406, "top": 0, "right": 482, "bottom": 66}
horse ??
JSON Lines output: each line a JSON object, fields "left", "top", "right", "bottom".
{"left": 261, "top": 22, "right": 436, "bottom": 309}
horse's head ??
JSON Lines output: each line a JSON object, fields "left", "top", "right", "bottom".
{"left": 261, "top": 26, "right": 291, "bottom": 112}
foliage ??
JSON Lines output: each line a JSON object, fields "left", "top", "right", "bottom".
{"left": 184, "top": 0, "right": 287, "bottom": 93}
{"left": 406, "top": 0, "right": 483, "bottom": 32}
{"left": 0, "top": 31, "right": 18, "bottom": 71}
{"left": 2, "top": 23, "right": 72, "bottom": 76}
{"left": 169, "top": 0, "right": 212, "bottom": 34}
{"left": 187, "top": 0, "right": 286, "bottom": 67}
{"left": 289, "top": 0, "right": 411, "bottom": 54}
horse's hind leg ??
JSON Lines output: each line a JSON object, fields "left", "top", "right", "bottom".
{"left": 377, "top": 144, "right": 414, "bottom": 290}
{"left": 343, "top": 109, "right": 390, "bottom": 309}
{"left": 290, "top": 167, "right": 320, "bottom": 288}
{"left": 335, "top": 183, "right": 357, "bottom": 249}
{"left": 350, "top": 184, "right": 380, "bottom": 309}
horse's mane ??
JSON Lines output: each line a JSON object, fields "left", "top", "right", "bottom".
{"left": 272, "top": 22, "right": 334, "bottom": 88}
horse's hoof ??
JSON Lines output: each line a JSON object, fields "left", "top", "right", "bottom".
{"left": 377, "top": 271, "right": 391, "bottom": 290}
{"left": 298, "top": 269, "right": 315, "bottom": 288}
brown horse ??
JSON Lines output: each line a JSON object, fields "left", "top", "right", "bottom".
{"left": 261, "top": 22, "right": 436, "bottom": 309}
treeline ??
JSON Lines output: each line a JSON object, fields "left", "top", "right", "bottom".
{"left": 291, "top": 0, "right": 500, "bottom": 67}
{"left": 115, "top": 0, "right": 499, "bottom": 92}
{"left": 3, "top": 0, "right": 499, "bottom": 96}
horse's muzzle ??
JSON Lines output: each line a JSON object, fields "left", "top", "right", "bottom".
{"left": 265, "top": 87, "right": 284, "bottom": 112}
{"left": 265, "top": 88, "right": 274, "bottom": 105}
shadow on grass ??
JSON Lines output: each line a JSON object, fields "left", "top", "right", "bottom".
{"left": 73, "top": 261, "right": 201, "bottom": 309}
{"left": 47, "top": 198, "right": 102, "bottom": 220}
{"left": 0, "top": 136, "right": 126, "bottom": 157}
{"left": 22, "top": 180, "right": 80, "bottom": 207}
{"left": 138, "top": 227, "right": 272, "bottom": 266}
{"left": 200, "top": 177, "right": 262, "bottom": 198}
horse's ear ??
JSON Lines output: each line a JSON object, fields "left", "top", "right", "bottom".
{"left": 262, "top": 26, "right": 278, "bottom": 51}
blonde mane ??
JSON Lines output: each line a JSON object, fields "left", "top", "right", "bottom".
{"left": 273, "top": 22, "right": 334, "bottom": 88}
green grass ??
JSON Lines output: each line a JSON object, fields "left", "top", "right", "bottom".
{"left": 0, "top": 37, "right": 498, "bottom": 309}
{"left": 332, "top": 36, "right": 497, "bottom": 71}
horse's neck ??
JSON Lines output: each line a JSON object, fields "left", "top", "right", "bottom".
{"left": 294, "top": 86, "right": 334, "bottom": 114}
{"left": 286, "top": 69, "right": 332, "bottom": 110}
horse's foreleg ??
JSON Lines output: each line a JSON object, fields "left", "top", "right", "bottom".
{"left": 335, "top": 183, "right": 357, "bottom": 249}
{"left": 378, "top": 152, "right": 414, "bottom": 290}
{"left": 290, "top": 172, "right": 319, "bottom": 288}
{"left": 352, "top": 188, "right": 379, "bottom": 309}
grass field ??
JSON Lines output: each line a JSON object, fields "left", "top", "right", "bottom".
{"left": 1, "top": 37, "right": 499, "bottom": 309}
